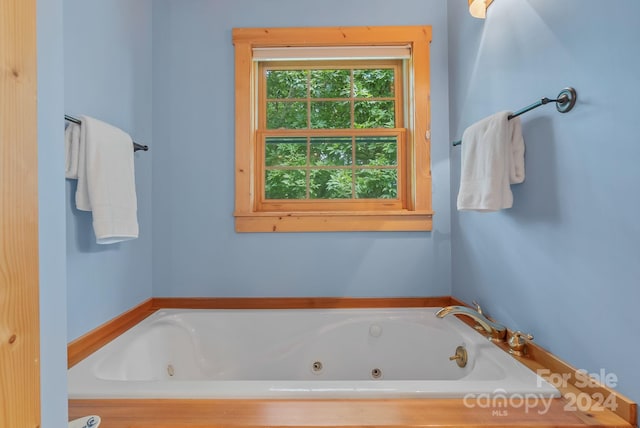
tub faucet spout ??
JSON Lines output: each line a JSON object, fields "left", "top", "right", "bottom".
{"left": 435, "top": 305, "right": 507, "bottom": 342}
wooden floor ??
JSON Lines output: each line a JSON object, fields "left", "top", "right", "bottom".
{"left": 69, "top": 397, "right": 633, "bottom": 428}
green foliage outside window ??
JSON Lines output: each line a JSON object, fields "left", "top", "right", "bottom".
{"left": 264, "top": 66, "right": 399, "bottom": 200}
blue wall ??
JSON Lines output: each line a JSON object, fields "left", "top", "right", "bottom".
{"left": 55, "top": 0, "right": 639, "bottom": 413}
{"left": 151, "top": 0, "right": 452, "bottom": 298}
{"left": 448, "top": 0, "right": 640, "bottom": 403}
{"left": 64, "top": 0, "right": 154, "bottom": 341}
{"left": 38, "top": 0, "right": 67, "bottom": 425}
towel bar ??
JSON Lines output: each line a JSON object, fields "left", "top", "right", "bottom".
{"left": 64, "top": 115, "right": 149, "bottom": 152}
{"left": 452, "top": 87, "right": 577, "bottom": 147}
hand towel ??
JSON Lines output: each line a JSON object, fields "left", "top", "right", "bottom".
{"left": 65, "top": 122, "right": 81, "bottom": 179}
{"left": 75, "top": 115, "right": 139, "bottom": 244}
{"left": 457, "top": 111, "right": 525, "bottom": 211}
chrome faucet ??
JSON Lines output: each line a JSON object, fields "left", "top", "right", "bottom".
{"left": 435, "top": 305, "right": 507, "bottom": 341}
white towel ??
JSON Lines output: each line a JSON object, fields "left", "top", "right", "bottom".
{"left": 457, "top": 111, "right": 525, "bottom": 211}
{"left": 65, "top": 122, "right": 81, "bottom": 179}
{"left": 74, "top": 115, "right": 139, "bottom": 244}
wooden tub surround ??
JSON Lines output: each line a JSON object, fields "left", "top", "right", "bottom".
{"left": 68, "top": 297, "right": 637, "bottom": 428}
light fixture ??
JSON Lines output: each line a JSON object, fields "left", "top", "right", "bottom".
{"left": 468, "top": 0, "right": 494, "bottom": 19}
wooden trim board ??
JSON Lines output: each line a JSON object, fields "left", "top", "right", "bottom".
{"left": 0, "top": 0, "right": 40, "bottom": 426}
{"left": 67, "top": 298, "right": 155, "bottom": 368}
{"left": 151, "top": 296, "right": 454, "bottom": 310}
{"left": 69, "top": 398, "right": 603, "bottom": 428}
{"left": 524, "top": 342, "right": 637, "bottom": 426}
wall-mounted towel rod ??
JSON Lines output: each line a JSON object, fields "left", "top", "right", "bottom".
{"left": 452, "top": 87, "right": 577, "bottom": 147}
{"left": 64, "top": 115, "right": 149, "bottom": 152}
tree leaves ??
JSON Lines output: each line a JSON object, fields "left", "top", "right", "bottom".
{"left": 263, "top": 66, "right": 399, "bottom": 200}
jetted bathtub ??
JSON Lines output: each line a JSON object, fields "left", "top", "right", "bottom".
{"left": 68, "top": 308, "right": 560, "bottom": 399}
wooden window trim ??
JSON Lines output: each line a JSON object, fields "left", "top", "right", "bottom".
{"left": 233, "top": 26, "right": 432, "bottom": 232}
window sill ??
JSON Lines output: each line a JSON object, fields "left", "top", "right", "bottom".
{"left": 234, "top": 211, "right": 433, "bottom": 233}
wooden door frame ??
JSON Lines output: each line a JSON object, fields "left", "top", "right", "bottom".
{"left": 0, "top": 0, "right": 41, "bottom": 426}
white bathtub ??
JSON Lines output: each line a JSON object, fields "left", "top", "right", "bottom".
{"left": 68, "top": 308, "right": 560, "bottom": 399}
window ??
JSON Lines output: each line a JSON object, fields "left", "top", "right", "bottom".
{"left": 233, "top": 26, "right": 432, "bottom": 232}
{"left": 261, "top": 61, "right": 403, "bottom": 204}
